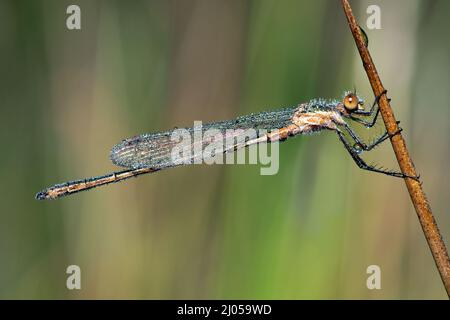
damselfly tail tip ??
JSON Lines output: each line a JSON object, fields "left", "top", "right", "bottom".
{"left": 35, "top": 189, "right": 50, "bottom": 200}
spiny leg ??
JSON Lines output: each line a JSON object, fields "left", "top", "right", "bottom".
{"left": 349, "top": 89, "right": 387, "bottom": 127}
{"left": 341, "top": 122, "right": 402, "bottom": 153}
{"left": 349, "top": 104, "right": 380, "bottom": 127}
{"left": 335, "top": 129, "right": 417, "bottom": 179}
{"left": 354, "top": 89, "right": 387, "bottom": 116}
{"left": 348, "top": 110, "right": 380, "bottom": 127}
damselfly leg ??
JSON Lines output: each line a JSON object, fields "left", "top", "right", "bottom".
{"left": 335, "top": 129, "right": 416, "bottom": 179}
{"left": 348, "top": 89, "right": 387, "bottom": 127}
{"left": 340, "top": 90, "right": 401, "bottom": 152}
{"left": 335, "top": 90, "right": 414, "bottom": 178}
{"left": 342, "top": 122, "right": 403, "bottom": 153}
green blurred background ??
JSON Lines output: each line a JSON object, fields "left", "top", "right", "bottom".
{"left": 0, "top": 0, "right": 449, "bottom": 299}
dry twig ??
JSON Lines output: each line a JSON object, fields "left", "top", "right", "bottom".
{"left": 341, "top": 0, "right": 450, "bottom": 298}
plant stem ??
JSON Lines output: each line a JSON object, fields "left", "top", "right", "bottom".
{"left": 341, "top": 0, "right": 450, "bottom": 298}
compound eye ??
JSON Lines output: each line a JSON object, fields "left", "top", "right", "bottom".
{"left": 344, "top": 93, "right": 359, "bottom": 111}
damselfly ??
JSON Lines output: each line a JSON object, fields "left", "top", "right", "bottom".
{"left": 36, "top": 90, "right": 415, "bottom": 200}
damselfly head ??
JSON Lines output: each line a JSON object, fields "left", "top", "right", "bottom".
{"left": 343, "top": 92, "right": 364, "bottom": 113}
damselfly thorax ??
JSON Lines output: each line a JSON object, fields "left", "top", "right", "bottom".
{"left": 36, "top": 90, "right": 415, "bottom": 200}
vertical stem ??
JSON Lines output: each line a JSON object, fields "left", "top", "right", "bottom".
{"left": 341, "top": 0, "right": 450, "bottom": 298}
